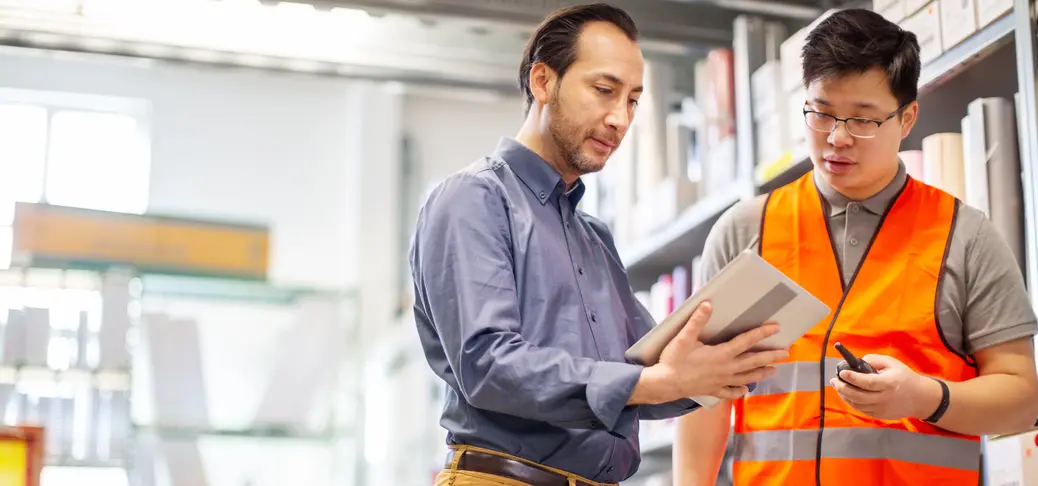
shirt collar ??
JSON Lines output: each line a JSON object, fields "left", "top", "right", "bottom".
{"left": 492, "top": 137, "right": 585, "bottom": 207}
{"left": 814, "top": 160, "right": 907, "bottom": 216}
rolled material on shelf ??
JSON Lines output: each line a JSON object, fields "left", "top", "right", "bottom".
{"left": 634, "top": 60, "right": 672, "bottom": 204}
{"left": 99, "top": 274, "right": 132, "bottom": 370}
{"left": 962, "top": 113, "right": 988, "bottom": 216}
{"left": 142, "top": 314, "right": 209, "bottom": 428}
{"left": 76, "top": 311, "right": 93, "bottom": 370}
{"left": 965, "top": 97, "right": 1025, "bottom": 271}
{"left": 2, "top": 309, "right": 26, "bottom": 366}
{"left": 23, "top": 307, "right": 51, "bottom": 368}
{"left": 922, "top": 132, "right": 966, "bottom": 201}
{"left": 899, "top": 150, "right": 925, "bottom": 181}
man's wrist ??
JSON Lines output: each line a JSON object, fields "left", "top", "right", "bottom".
{"left": 630, "top": 366, "right": 672, "bottom": 406}
{"left": 911, "top": 373, "right": 945, "bottom": 420}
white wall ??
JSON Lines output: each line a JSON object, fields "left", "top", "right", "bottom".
{"left": 403, "top": 90, "right": 523, "bottom": 193}
{"left": 0, "top": 47, "right": 360, "bottom": 290}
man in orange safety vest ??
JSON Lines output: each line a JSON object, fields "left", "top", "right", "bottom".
{"left": 672, "top": 8, "right": 1038, "bottom": 486}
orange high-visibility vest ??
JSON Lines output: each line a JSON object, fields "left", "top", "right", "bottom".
{"left": 731, "top": 171, "right": 981, "bottom": 486}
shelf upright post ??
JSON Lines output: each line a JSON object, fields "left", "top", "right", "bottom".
{"left": 733, "top": 15, "right": 767, "bottom": 201}
{"left": 1014, "top": 0, "right": 1038, "bottom": 307}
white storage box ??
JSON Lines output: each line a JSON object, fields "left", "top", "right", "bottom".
{"left": 939, "top": 0, "right": 977, "bottom": 51}
{"left": 901, "top": 1, "right": 944, "bottom": 65}
{"left": 977, "top": 0, "right": 1013, "bottom": 28}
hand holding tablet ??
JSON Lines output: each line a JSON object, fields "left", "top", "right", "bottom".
{"left": 626, "top": 250, "right": 831, "bottom": 407}
{"left": 635, "top": 300, "right": 789, "bottom": 403}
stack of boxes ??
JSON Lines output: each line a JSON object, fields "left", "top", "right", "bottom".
{"left": 751, "top": 12, "right": 835, "bottom": 176}
{"left": 751, "top": 59, "right": 789, "bottom": 170}
{"left": 879, "top": 0, "right": 1013, "bottom": 65}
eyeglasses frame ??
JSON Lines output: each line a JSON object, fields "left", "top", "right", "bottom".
{"left": 802, "top": 103, "right": 909, "bottom": 139}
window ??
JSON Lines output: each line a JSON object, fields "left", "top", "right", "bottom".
{"left": 0, "top": 95, "right": 150, "bottom": 270}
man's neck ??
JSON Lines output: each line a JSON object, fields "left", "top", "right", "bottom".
{"left": 818, "top": 160, "right": 902, "bottom": 202}
{"left": 516, "top": 119, "right": 579, "bottom": 187}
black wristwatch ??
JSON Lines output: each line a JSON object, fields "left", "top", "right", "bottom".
{"left": 923, "top": 377, "right": 950, "bottom": 424}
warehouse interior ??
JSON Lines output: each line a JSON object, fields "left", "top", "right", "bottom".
{"left": 0, "top": 0, "right": 1036, "bottom": 485}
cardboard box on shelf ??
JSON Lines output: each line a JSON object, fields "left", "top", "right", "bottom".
{"left": 939, "top": 0, "right": 977, "bottom": 51}
{"left": 977, "top": 0, "right": 1013, "bottom": 28}
{"left": 984, "top": 428, "right": 1038, "bottom": 485}
{"left": 751, "top": 60, "right": 784, "bottom": 121}
{"left": 780, "top": 27, "right": 808, "bottom": 94}
{"left": 787, "top": 88, "right": 807, "bottom": 148}
{"left": 877, "top": 0, "right": 908, "bottom": 23}
{"left": 778, "top": 10, "right": 837, "bottom": 94}
{"left": 901, "top": 1, "right": 944, "bottom": 65}
{"left": 905, "top": 0, "right": 930, "bottom": 16}
{"left": 872, "top": 0, "right": 900, "bottom": 11}
{"left": 755, "top": 112, "right": 790, "bottom": 168}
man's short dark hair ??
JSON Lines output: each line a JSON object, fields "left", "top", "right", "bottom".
{"left": 803, "top": 8, "right": 920, "bottom": 107}
{"left": 518, "top": 3, "right": 638, "bottom": 114}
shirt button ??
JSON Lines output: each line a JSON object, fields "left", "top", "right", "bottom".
{"left": 852, "top": 205, "right": 860, "bottom": 213}
{"left": 539, "top": 191, "right": 546, "bottom": 199}
{"left": 578, "top": 266, "right": 584, "bottom": 275}
{"left": 607, "top": 466, "right": 614, "bottom": 473}
{"left": 849, "top": 237, "right": 859, "bottom": 246}
{"left": 591, "top": 312, "right": 597, "bottom": 323}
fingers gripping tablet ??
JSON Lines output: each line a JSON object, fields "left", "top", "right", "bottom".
{"left": 625, "top": 250, "right": 830, "bottom": 407}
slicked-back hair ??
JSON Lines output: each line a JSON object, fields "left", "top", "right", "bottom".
{"left": 803, "top": 8, "right": 921, "bottom": 107}
{"left": 518, "top": 3, "right": 638, "bottom": 114}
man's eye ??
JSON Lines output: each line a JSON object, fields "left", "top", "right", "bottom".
{"left": 630, "top": 99, "right": 640, "bottom": 107}
{"left": 596, "top": 87, "right": 613, "bottom": 95}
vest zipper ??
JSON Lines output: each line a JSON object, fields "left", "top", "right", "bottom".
{"left": 816, "top": 303, "right": 847, "bottom": 486}
{"left": 811, "top": 181, "right": 907, "bottom": 486}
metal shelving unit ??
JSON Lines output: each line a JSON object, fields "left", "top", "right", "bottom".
{"left": 619, "top": 187, "right": 744, "bottom": 290}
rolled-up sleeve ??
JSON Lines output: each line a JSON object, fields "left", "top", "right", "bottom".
{"left": 411, "top": 172, "right": 641, "bottom": 436}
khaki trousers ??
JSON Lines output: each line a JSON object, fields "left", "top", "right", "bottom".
{"left": 432, "top": 445, "right": 618, "bottom": 486}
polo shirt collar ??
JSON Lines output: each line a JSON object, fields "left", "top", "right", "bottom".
{"left": 814, "top": 160, "right": 907, "bottom": 216}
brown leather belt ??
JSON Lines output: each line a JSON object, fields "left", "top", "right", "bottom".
{"left": 446, "top": 449, "right": 600, "bottom": 486}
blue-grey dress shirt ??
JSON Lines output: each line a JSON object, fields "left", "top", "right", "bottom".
{"left": 409, "top": 137, "right": 700, "bottom": 483}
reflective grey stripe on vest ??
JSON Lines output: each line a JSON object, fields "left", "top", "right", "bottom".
{"left": 749, "top": 359, "right": 843, "bottom": 396}
{"left": 733, "top": 428, "right": 980, "bottom": 471}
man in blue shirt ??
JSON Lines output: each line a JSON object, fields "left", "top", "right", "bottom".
{"left": 410, "top": 4, "right": 789, "bottom": 485}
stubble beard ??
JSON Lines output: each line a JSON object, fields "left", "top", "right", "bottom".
{"left": 547, "top": 89, "right": 606, "bottom": 176}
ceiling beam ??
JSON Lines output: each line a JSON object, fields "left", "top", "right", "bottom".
{"left": 0, "top": 37, "right": 520, "bottom": 94}
{"left": 295, "top": 0, "right": 745, "bottom": 47}
{"left": 666, "top": 0, "right": 821, "bottom": 20}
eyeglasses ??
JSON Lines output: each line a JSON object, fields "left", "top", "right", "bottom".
{"left": 802, "top": 104, "right": 907, "bottom": 139}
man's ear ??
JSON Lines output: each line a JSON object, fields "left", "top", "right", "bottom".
{"left": 529, "top": 63, "right": 558, "bottom": 107}
{"left": 900, "top": 101, "right": 919, "bottom": 140}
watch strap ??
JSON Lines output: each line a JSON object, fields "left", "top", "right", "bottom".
{"left": 924, "top": 377, "right": 950, "bottom": 424}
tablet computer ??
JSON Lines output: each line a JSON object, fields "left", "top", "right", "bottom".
{"left": 624, "top": 249, "right": 831, "bottom": 406}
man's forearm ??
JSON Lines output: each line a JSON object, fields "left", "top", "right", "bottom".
{"left": 914, "top": 373, "right": 1038, "bottom": 436}
{"left": 673, "top": 400, "right": 732, "bottom": 486}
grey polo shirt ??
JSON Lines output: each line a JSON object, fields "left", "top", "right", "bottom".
{"left": 700, "top": 162, "right": 1037, "bottom": 356}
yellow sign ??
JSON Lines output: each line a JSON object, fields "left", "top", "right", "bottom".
{"left": 13, "top": 202, "right": 269, "bottom": 280}
{"left": 0, "top": 439, "right": 28, "bottom": 486}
